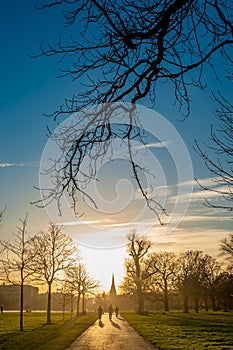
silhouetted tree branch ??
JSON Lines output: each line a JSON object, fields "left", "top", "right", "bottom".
{"left": 195, "top": 94, "right": 233, "bottom": 212}
{"left": 220, "top": 233, "right": 233, "bottom": 269}
{"left": 33, "top": 0, "right": 233, "bottom": 221}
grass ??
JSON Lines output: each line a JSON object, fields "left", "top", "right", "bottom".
{"left": 122, "top": 311, "right": 233, "bottom": 350}
{"left": 0, "top": 312, "right": 98, "bottom": 350}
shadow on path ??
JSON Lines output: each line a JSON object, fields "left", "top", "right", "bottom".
{"left": 116, "top": 316, "right": 125, "bottom": 321}
{"left": 66, "top": 313, "right": 158, "bottom": 350}
{"left": 110, "top": 320, "right": 121, "bottom": 329}
{"left": 98, "top": 320, "right": 104, "bottom": 328}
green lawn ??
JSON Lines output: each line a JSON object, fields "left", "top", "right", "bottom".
{"left": 0, "top": 312, "right": 98, "bottom": 350}
{"left": 122, "top": 311, "right": 233, "bottom": 350}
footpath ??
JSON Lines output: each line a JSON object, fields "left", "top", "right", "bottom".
{"left": 66, "top": 312, "right": 159, "bottom": 350}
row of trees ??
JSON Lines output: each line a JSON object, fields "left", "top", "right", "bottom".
{"left": 120, "top": 232, "right": 233, "bottom": 314}
{"left": 0, "top": 216, "right": 99, "bottom": 331}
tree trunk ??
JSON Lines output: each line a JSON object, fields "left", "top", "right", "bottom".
{"left": 47, "top": 282, "right": 52, "bottom": 324}
{"left": 76, "top": 294, "right": 81, "bottom": 316}
{"left": 211, "top": 294, "right": 217, "bottom": 311}
{"left": 135, "top": 258, "right": 144, "bottom": 314}
{"left": 20, "top": 282, "right": 24, "bottom": 332}
{"left": 183, "top": 293, "right": 189, "bottom": 313}
{"left": 223, "top": 299, "right": 229, "bottom": 312}
{"left": 163, "top": 282, "right": 169, "bottom": 311}
{"left": 70, "top": 294, "right": 73, "bottom": 317}
{"left": 194, "top": 297, "right": 199, "bottom": 313}
{"left": 62, "top": 293, "right": 65, "bottom": 320}
{"left": 136, "top": 284, "right": 144, "bottom": 314}
{"left": 164, "top": 291, "right": 169, "bottom": 312}
{"left": 204, "top": 296, "right": 208, "bottom": 312}
{"left": 82, "top": 292, "right": 86, "bottom": 314}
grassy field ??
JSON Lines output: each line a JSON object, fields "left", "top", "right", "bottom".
{"left": 122, "top": 311, "right": 233, "bottom": 350}
{"left": 0, "top": 312, "right": 98, "bottom": 350}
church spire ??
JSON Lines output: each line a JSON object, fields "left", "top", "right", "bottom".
{"left": 110, "top": 273, "right": 117, "bottom": 298}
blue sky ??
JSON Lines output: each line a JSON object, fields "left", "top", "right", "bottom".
{"left": 0, "top": 1, "right": 232, "bottom": 290}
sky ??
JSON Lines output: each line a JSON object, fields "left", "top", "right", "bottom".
{"left": 0, "top": 1, "right": 232, "bottom": 293}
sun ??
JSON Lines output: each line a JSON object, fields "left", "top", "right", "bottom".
{"left": 80, "top": 244, "right": 126, "bottom": 292}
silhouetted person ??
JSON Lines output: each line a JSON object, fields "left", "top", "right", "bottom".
{"left": 98, "top": 305, "right": 103, "bottom": 320}
{"left": 0, "top": 305, "right": 3, "bottom": 313}
{"left": 108, "top": 304, "right": 113, "bottom": 321}
{"left": 115, "top": 305, "right": 119, "bottom": 318}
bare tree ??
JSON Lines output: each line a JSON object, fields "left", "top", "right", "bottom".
{"left": 146, "top": 251, "right": 177, "bottom": 311}
{"left": 214, "top": 271, "right": 233, "bottom": 312}
{"left": 0, "top": 214, "right": 34, "bottom": 331}
{"left": 220, "top": 233, "right": 233, "bottom": 269}
{"left": 65, "top": 263, "right": 83, "bottom": 316}
{"left": 30, "top": 223, "right": 79, "bottom": 324}
{"left": 195, "top": 95, "right": 233, "bottom": 212}
{"left": 201, "top": 255, "right": 221, "bottom": 311}
{"left": 66, "top": 263, "right": 100, "bottom": 315}
{"left": 176, "top": 250, "right": 209, "bottom": 313}
{"left": 33, "top": 0, "right": 233, "bottom": 221}
{"left": 120, "top": 231, "right": 151, "bottom": 314}
{"left": 79, "top": 266, "right": 100, "bottom": 314}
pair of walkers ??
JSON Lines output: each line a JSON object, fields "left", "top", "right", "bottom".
{"left": 97, "top": 304, "right": 119, "bottom": 321}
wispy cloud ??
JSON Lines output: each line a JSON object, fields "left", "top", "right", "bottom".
{"left": 0, "top": 162, "right": 38, "bottom": 168}
{"left": 59, "top": 219, "right": 101, "bottom": 226}
{"left": 134, "top": 141, "right": 171, "bottom": 150}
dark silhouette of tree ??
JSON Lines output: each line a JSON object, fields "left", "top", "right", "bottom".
{"left": 215, "top": 272, "right": 233, "bottom": 311}
{"left": 65, "top": 264, "right": 83, "bottom": 316}
{"left": 79, "top": 266, "right": 100, "bottom": 314}
{"left": 201, "top": 255, "right": 221, "bottom": 311}
{"left": 33, "top": 0, "right": 233, "bottom": 221}
{"left": 66, "top": 263, "right": 100, "bottom": 315}
{"left": 176, "top": 250, "right": 210, "bottom": 313}
{"left": 120, "top": 231, "right": 151, "bottom": 314}
{"left": 0, "top": 214, "right": 34, "bottom": 331}
{"left": 146, "top": 251, "right": 177, "bottom": 311}
{"left": 220, "top": 233, "right": 233, "bottom": 269}
{"left": 195, "top": 95, "right": 233, "bottom": 212}
{"left": 29, "top": 223, "right": 79, "bottom": 324}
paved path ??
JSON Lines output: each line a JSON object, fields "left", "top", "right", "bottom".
{"left": 66, "top": 313, "right": 159, "bottom": 350}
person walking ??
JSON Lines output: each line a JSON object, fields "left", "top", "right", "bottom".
{"left": 108, "top": 304, "right": 113, "bottom": 321}
{"left": 115, "top": 305, "right": 119, "bottom": 318}
{"left": 97, "top": 305, "right": 103, "bottom": 321}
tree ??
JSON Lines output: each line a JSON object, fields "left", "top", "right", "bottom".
{"left": 66, "top": 263, "right": 100, "bottom": 315}
{"left": 146, "top": 251, "right": 177, "bottom": 311}
{"left": 215, "top": 272, "right": 233, "bottom": 311}
{"left": 176, "top": 250, "right": 208, "bottom": 313}
{"left": 120, "top": 231, "right": 151, "bottom": 314}
{"left": 195, "top": 95, "right": 233, "bottom": 211}
{"left": 30, "top": 223, "right": 79, "bottom": 324}
{"left": 79, "top": 266, "right": 100, "bottom": 314}
{"left": 199, "top": 254, "right": 221, "bottom": 311}
{"left": 220, "top": 233, "right": 233, "bottom": 269}
{"left": 0, "top": 215, "right": 34, "bottom": 331}
{"left": 65, "top": 263, "right": 83, "bottom": 316}
{"left": 33, "top": 0, "right": 233, "bottom": 221}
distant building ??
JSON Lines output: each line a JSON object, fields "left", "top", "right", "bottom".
{"left": 0, "top": 284, "right": 38, "bottom": 311}
{"left": 109, "top": 274, "right": 117, "bottom": 304}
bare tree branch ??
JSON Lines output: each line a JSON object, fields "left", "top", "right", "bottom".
{"left": 195, "top": 93, "right": 233, "bottom": 212}
{"left": 32, "top": 0, "right": 233, "bottom": 221}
